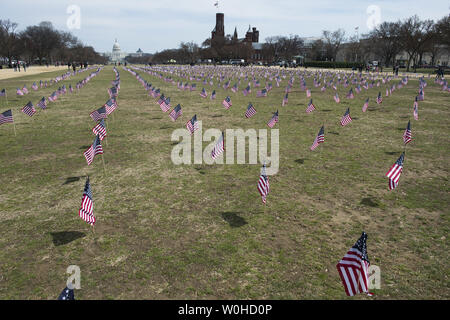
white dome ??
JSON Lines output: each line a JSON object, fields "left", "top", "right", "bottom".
{"left": 112, "top": 39, "right": 121, "bottom": 52}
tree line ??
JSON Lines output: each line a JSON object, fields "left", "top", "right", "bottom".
{"left": 150, "top": 14, "right": 448, "bottom": 71}
{"left": 0, "top": 19, "right": 107, "bottom": 67}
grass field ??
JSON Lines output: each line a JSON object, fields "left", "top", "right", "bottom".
{"left": 0, "top": 65, "right": 448, "bottom": 300}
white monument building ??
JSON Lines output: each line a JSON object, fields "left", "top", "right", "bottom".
{"left": 102, "top": 39, "right": 127, "bottom": 63}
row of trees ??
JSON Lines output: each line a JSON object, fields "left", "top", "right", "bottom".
{"left": 0, "top": 19, "right": 107, "bottom": 67}
{"left": 363, "top": 14, "right": 449, "bottom": 71}
{"left": 152, "top": 13, "right": 449, "bottom": 70}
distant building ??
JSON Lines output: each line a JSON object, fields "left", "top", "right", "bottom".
{"left": 102, "top": 39, "right": 127, "bottom": 63}
{"left": 211, "top": 12, "right": 260, "bottom": 48}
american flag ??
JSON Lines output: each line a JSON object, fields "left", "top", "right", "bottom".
{"left": 169, "top": 104, "right": 182, "bottom": 121}
{"left": 0, "top": 109, "right": 13, "bottom": 125}
{"left": 346, "top": 88, "right": 354, "bottom": 99}
{"left": 22, "top": 101, "right": 36, "bottom": 117}
{"left": 0, "top": 89, "right": 5, "bottom": 97}
{"left": 257, "top": 163, "right": 270, "bottom": 204}
{"left": 256, "top": 88, "right": 267, "bottom": 97}
{"left": 336, "top": 232, "right": 372, "bottom": 297}
{"left": 334, "top": 93, "right": 340, "bottom": 103}
{"left": 200, "top": 88, "right": 208, "bottom": 98}
{"left": 403, "top": 120, "right": 412, "bottom": 145}
{"left": 90, "top": 106, "right": 107, "bottom": 122}
{"left": 108, "top": 86, "right": 118, "bottom": 98}
{"left": 190, "top": 83, "right": 196, "bottom": 91}
{"left": 282, "top": 93, "right": 288, "bottom": 106}
{"left": 83, "top": 135, "right": 103, "bottom": 165}
{"left": 385, "top": 152, "right": 405, "bottom": 190}
{"left": 245, "top": 103, "right": 257, "bottom": 118}
{"left": 306, "top": 88, "right": 311, "bottom": 97}
{"left": 186, "top": 114, "right": 199, "bottom": 134}
{"left": 32, "top": 82, "right": 38, "bottom": 91}
{"left": 210, "top": 90, "right": 216, "bottom": 100}
{"left": 160, "top": 96, "right": 171, "bottom": 112}
{"left": 48, "top": 92, "right": 58, "bottom": 102}
{"left": 418, "top": 88, "right": 424, "bottom": 101}
{"left": 69, "top": 84, "right": 73, "bottom": 93}
{"left": 211, "top": 132, "right": 225, "bottom": 160}
{"left": 376, "top": 92, "right": 382, "bottom": 104}
{"left": 92, "top": 119, "right": 107, "bottom": 141}
{"left": 243, "top": 85, "right": 251, "bottom": 96}
{"left": 157, "top": 94, "right": 165, "bottom": 106}
{"left": 57, "top": 284, "right": 75, "bottom": 300}
{"left": 306, "top": 99, "right": 316, "bottom": 113}
{"left": 340, "top": 108, "right": 352, "bottom": 126}
{"left": 104, "top": 98, "right": 117, "bottom": 115}
{"left": 22, "top": 85, "right": 28, "bottom": 94}
{"left": 413, "top": 97, "right": 419, "bottom": 120}
{"left": 231, "top": 84, "right": 238, "bottom": 93}
{"left": 362, "top": 98, "right": 369, "bottom": 112}
{"left": 222, "top": 96, "right": 232, "bottom": 109}
{"left": 78, "top": 177, "right": 96, "bottom": 225}
{"left": 267, "top": 110, "right": 279, "bottom": 128}
{"left": 310, "top": 126, "right": 324, "bottom": 151}
{"left": 37, "top": 97, "right": 47, "bottom": 109}
{"left": 16, "top": 88, "right": 24, "bottom": 96}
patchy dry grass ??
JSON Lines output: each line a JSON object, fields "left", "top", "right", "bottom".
{"left": 0, "top": 65, "right": 448, "bottom": 300}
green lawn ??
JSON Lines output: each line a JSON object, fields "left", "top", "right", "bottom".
{"left": 0, "top": 65, "right": 448, "bottom": 299}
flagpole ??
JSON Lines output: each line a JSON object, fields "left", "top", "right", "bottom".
{"left": 5, "top": 93, "right": 17, "bottom": 136}
{"left": 101, "top": 154, "right": 106, "bottom": 175}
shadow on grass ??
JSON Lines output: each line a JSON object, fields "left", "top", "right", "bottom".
{"left": 221, "top": 212, "right": 247, "bottom": 228}
{"left": 50, "top": 231, "right": 86, "bottom": 246}
{"left": 79, "top": 145, "right": 91, "bottom": 150}
{"left": 211, "top": 114, "right": 223, "bottom": 118}
{"left": 150, "top": 117, "right": 162, "bottom": 120}
{"left": 360, "top": 197, "right": 380, "bottom": 208}
{"left": 295, "top": 159, "right": 305, "bottom": 164}
{"left": 160, "top": 126, "right": 171, "bottom": 130}
{"left": 321, "top": 109, "right": 332, "bottom": 112}
{"left": 329, "top": 131, "right": 340, "bottom": 135}
{"left": 63, "top": 176, "right": 86, "bottom": 185}
{"left": 385, "top": 151, "right": 401, "bottom": 155}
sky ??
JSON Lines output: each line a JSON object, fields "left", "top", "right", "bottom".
{"left": 2, "top": 0, "right": 449, "bottom": 54}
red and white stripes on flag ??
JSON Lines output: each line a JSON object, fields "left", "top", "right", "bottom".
{"left": 211, "top": 132, "right": 225, "bottom": 160}
{"left": 92, "top": 119, "right": 107, "bottom": 141}
{"left": 403, "top": 120, "right": 412, "bottom": 145}
{"left": 336, "top": 232, "right": 372, "bottom": 297}
{"left": 245, "top": 103, "right": 257, "bottom": 118}
{"left": 306, "top": 99, "right": 316, "bottom": 113}
{"left": 310, "top": 126, "right": 324, "bottom": 151}
{"left": 0, "top": 109, "right": 13, "bottom": 125}
{"left": 267, "top": 110, "right": 279, "bottom": 128}
{"left": 257, "top": 164, "right": 270, "bottom": 204}
{"left": 22, "top": 101, "right": 36, "bottom": 117}
{"left": 385, "top": 152, "right": 404, "bottom": 190}
{"left": 340, "top": 108, "right": 352, "bottom": 126}
{"left": 78, "top": 177, "right": 96, "bottom": 225}
{"left": 186, "top": 115, "right": 199, "bottom": 134}
{"left": 83, "top": 135, "right": 103, "bottom": 165}
{"left": 413, "top": 97, "right": 419, "bottom": 120}
{"left": 362, "top": 98, "right": 369, "bottom": 112}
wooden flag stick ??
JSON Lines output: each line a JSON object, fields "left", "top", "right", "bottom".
{"left": 101, "top": 154, "right": 106, "bottom": 175}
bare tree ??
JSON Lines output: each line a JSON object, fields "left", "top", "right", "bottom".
{"left": 0, "top": 19, "right": 20, "bottom": 66}
{"left": 366, "top": 21, "right": 402, "bottom": 67}
{"left": 322, "top": 29, "right": 346, "bottom": 61}
{"left": 399, "top": 15, "right": 435, "bottom": 71}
